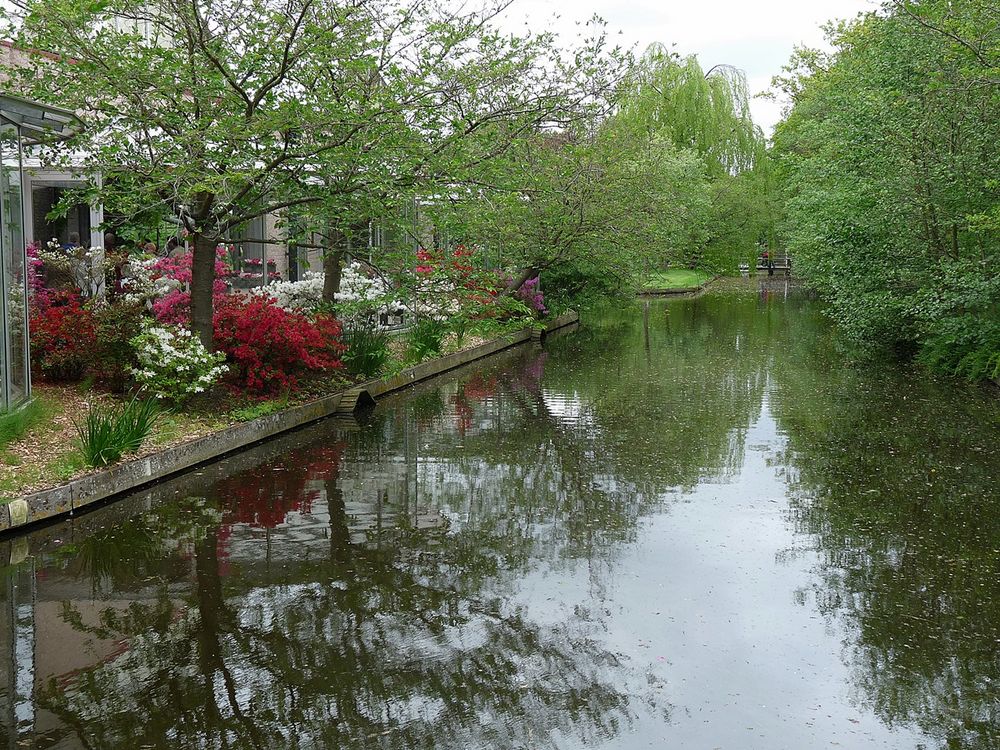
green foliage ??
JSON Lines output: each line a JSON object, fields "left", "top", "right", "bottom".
{"left": 541, "top": 258, "right": 634, "bottom": 312}
{"left": 76, "top": 396, "right": 160, "bottom": 467}
{"left": 342, "top": 326, "right": 391, "bottom": 379}
{"left": 773, "top": 3, "right": 1000, "bottom": 379}
{"left": 89, "top": 301, "right": 144, "bottom": 392}
{"left": 620, "top": 47, "right": 764, "bottom": 177}
{"left": 0, "top": 398, "right": 49, "bottom": 450}
{"left": 433, "top": 124, "right": 712, "bottom": 308}
{"left": 917, "top": 322, "right": 1000, "bottom": 381}
{"left": 615, "top": 47, "right": 776, "bottom": 273}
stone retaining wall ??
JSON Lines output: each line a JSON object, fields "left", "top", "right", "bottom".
{"left": 0, "top": 311, "right": 579, "bottom": 534}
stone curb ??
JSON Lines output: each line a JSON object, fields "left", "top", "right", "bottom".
{"left": 0, "top": 311, "right": 579, "bottom": 535}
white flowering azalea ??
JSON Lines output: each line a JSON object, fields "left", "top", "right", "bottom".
{"left": 336, "top": 263, "right": 388, "bottom": 304}
{"left": 131, "top": 322, "right": 228, "bottom": 403}
{"left": 120, "top": 256, "right": 164, "bottom": 305}
{"left": 249, "top": 271, "right": 325, "bottom": 311}
{"left": 250, "top": 264, "right": 394, "bottom": 316}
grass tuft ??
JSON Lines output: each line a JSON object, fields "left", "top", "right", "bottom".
{"left": 407, "top": 319, "right": 446, "bottom": 362}
{"left": 642, "top": 269, "right": 712, "bottom": 290}
{"left": 342, "top": 325, "right": 391, "bottom": 378}
{"left": 76, "top": 395, "right": 160, "bottom": 467}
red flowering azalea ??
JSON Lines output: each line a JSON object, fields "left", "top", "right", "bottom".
{"left": 29, "top": 290, "right": 96, "bottom": 380}
{"left": 213, "top": 295, "right": 346, "bottom": 393}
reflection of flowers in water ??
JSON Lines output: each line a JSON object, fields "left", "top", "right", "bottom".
{"left": 451, "top": 391, "right": 474, "bottom": 435}
{"left": 215, "top": 441, "right": 346, "bottom": 532}
{"left": 302, "top": 441, "right": 347, "bottom": 478}
{"left": 463, "top": 372, "right": 498, "bottom": 401}
{"left": 519, "top": 351, "right": 547, "bottom": 391}
{"left": 218, "top": 473, "right": 318, "bottom": 529}
{"left": 451, "top": 373, "right": 499, "bottom": 434}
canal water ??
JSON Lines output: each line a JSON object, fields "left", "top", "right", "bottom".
{"left": 2, "top": 279, "right": 999, "bottom": 749}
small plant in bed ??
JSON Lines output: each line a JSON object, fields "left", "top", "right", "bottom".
{"left": 342, "top": 325, "right": 390, "bottom": 378}
{"left": 77, "top": 395, "right": 160, "bottom": 467}
{"left": 228, "top": 394, "right": 290, "bottom": 422}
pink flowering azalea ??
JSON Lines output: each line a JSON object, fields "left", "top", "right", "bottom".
{"left": 151, "top": 248, "right": 233, "bottom": 323}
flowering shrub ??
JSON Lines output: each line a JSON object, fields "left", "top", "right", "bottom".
{"left": 213, "top": 295, "right": 346, "bottom": 393}
{"left": 119, "top": 256, "right": 163, "bottom": 306}
{"left": 26, "top": 242, "right": 48, "bottom": 303}
{"left": 28, "top": 240, "right": 109, "bottom": 300}
{"left": 407, "top": 245, "right": 546, "bottom": 324}
{"left": 251, "top": 265, "right": 392, "bottom": 321}
{"left": 408, "top": 246, "right": 484, "bottom": 320}
{"left": 131, "top": 322, "right": 228, "bottom": 403}
{"left": 237, "top": 271, "right": 282, "bottom": 281}
{"left": 29, "top": 290, "right": 96, "bottom": 380}
{"left": 514, "top": 277, "right": 547, "bottom": 315}
{"left": 250, "top": 271, "right": 325, "bottom": 311}
{"left": 415, "top": 248, "right": 436, "bottom": 274}
{"left": 242, "top": 257, "right": 276, "bottom": 268}
{"left": 337, "top": 263, "right": 390, "bottom": 305}
{"left": 150, "top": 247, "right": 232, "bottom": 323}
{"left": 152, "top": 289, "right": 193, "bottom": 325}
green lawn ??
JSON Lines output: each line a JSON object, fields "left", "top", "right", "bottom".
{"left": 642, "top": 269, "right": 713, "bottom": 290}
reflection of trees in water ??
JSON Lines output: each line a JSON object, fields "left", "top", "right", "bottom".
{"left": 38, "top": 505, "right": 632, "bottom": 750}
{"left": 540, "top": 293, "right": 786, "bottom": 489}
{"left": 25, "top": 287, "right": 839, "bottom": 748}
{"left": 380, "top": 292, "right": 796, "bottom": 573}
{"left": 771, "top": 332, "right": 1000, "bottom": 749}
{"left": 33, "top": 386, "right": 646, "bottom": 750}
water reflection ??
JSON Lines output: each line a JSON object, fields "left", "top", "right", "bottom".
{"left": 773, "top": 349, "right": 1000, "bottom": 749}
{"left": 1, "top": 280, "right": 998, "bottom": 749}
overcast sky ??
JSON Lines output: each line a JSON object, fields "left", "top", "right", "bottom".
{"left": 494, "top": 0, "right": 878, "bottom": 134}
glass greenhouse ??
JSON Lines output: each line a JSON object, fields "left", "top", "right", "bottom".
{"left": 0, "top": 94, "right": 80, "bottom": 408}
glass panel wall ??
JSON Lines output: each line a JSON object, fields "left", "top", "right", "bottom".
{"left": 0, "top": 122, "right": 27, "bottom": 408}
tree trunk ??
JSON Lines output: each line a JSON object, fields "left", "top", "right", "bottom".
{"left": 322, "top": 226, "right": 346, "bottom": 303}
{"left": 506, "top": 266, "right": 539, "bottom": 295}
{"left": 190, "top": 232, "right": 218, "bottom": 348}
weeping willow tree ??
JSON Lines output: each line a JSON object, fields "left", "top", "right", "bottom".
{"left": 615, "top": 45, "right": 776, "bottom": 271}
{"left": 620, "top": 46, "right": 763, "bottom": 176}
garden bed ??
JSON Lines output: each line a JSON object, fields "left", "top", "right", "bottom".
{"left": 0, "top": 311, "right": 578, "bottom": 534}
{"left": 0, "top": 384, "right": 226, "bottom": 499}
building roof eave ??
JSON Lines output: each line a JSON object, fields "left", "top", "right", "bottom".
{"left": 0, "top": 92, "right": 82, "bottom": 143}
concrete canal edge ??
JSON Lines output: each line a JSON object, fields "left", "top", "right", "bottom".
{"left": 0, "top": 311, "right": 580, "bottom": 535}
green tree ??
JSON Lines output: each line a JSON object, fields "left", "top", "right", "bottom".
{"left": 1, "top": 0, "right": 589, "bottom": 344}
{"left": 773, "top": 2, "right": 1000, "bottom": 378}
{"left": 615, "top": 45, "right": 774, "bottom": 272}
{"left": 432, "top": 123, "right": 710, "bottom": 300}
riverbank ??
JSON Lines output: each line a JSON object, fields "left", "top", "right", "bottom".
{"left": 0, "top": 311, "right": 579, "bottom": 534}
{"left": 639, "top": 269, "right": 716, "bottom": 296}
